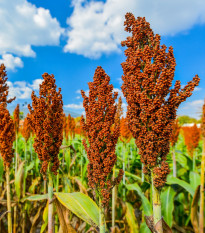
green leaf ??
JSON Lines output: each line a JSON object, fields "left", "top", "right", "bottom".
{"left": 161, "top": 186, "right": 176, "bottom": 227}
{"left": 166, "top": 176, "right": 195, "bottom": 197}
{"left": 40, "top": 201, "right": 48, "bottom": 233}
{"left": 189, "top": 171, "right": 200, "bottom": 191}
{"left": 15, "top": 161, "right": 25, "bottom": 199}
{"left": 54, "top": 192, "right": 99, "bottom": 227}
{"left": 126, "top": 183, "right": 152, "bottom": 216}
{"left": 125, "top": 202, "right": 139, "bottom": 233}
{"left": 23, "top": 194, "right": 48, "bottom": 202}
{"left": 116, "top": 169, "right": 141, "bottom": 181}
{"left": 140, "top": 222, "right": 151, "bottom": 233}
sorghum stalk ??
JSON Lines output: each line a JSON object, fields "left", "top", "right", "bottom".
{"left": 6, "top": 166, "right": 12, "bottom": 233}
{"left": 151, "top": 171, "right": 163, "bottom": 233}
{"left": 112, "top": 165, "right": 116, "bottom": 228}
{"left": 170, "top": 119, "right": 180, "bottom": 177}
{"left": 0, "top": 104, "right": 15, "bottom": 233}
{"left": 81, "top": 67, "right": 123, "bottom": 230}
{"left": 48, "top": 171, "right": 54, "bottom": 233}
{"left": 121, "top": 13, "right": 200, "bottom": 231}
{"left": 99, "top": 197, "right": 106, "bottom": 233}
{"left": 172, "top": 147, "right": 176, "bottom": 177}
{"left": 28, "top": 72, "right": 63, "bottom": 233}
{"left": 200, "top": 100, "right": 205, "bottom": 232}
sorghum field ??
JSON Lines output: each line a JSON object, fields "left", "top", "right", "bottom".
{"left": 0, "top": 13, "right": 204, "bottom": 233}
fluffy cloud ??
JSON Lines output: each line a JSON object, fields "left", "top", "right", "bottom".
{"left": 0, "top": 54, "right": 23, "bottom": 71}
{"left": 0, "top": 0, "right": 63, "bottom": 69}
{"left": 64, "top": 0, "right": 205, "bottom": 58}
{"left": 7, "top": 79, "right": 43, "bottom": 100}
{"left": 64, "top": 102, "right": 84, "bottom": 109}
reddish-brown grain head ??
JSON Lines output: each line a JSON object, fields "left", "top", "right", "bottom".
{"left": 81, "top": 66, "right": 123, "bottom": 206}
{"left": 121, "top": 13, "right": 200, "bottom": 188}
{"left": 28, "top": 73, "right": 64, "bottom": 176}
{"left": 0, "top": 104, "right": 15, "bottom": 167}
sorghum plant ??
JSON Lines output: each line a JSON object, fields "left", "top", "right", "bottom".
{"left": 121, "top": 13, "right": 200, "bottom": 232}
{"left": 120, "top": 117, "right": 132, "bottom": 143}
{"left": 28, "top": 72, "right": 64, "bottom": 233}
{"left": 182, "top": 124, "right": 200, "bottom": 160}
{"left": 170, "top": 119, "right": 181, "bottom": 177}
{"left": 81, "top": 66, "right": 123, "bottom": 232}
{"left": 21, "top": 113, "right": 32, "bottom": 233}
{"left": 0, "top": 104, "right": 15, "bottom": 233}
{"left": 0, "top": 64, "right": 16, "bottom": 105}
{"left": 200, "top": 100, "right": 205, "bottom": 232}
{"left": 66, "top": 114, "right": 75, "bottom": 141}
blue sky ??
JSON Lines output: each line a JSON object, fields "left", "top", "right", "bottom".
{"left": 1, "top": 0, "right": 205, "bottom": 118}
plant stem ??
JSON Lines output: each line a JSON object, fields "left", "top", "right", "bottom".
{"left": 22, "top": 141, "right": 27, "bottom": 233}
{"left": 13, "top": 132, "right": 18, "bottom": 233}
{"left": 6, "top": 166, "right": 12, "bottom": 233}
{"left": 48, "top": 172, "right": 54, "bottom": 233}
{"left": 112, "top": 165, "right": 116, "bottom": 228}
{"left": 172, "top": 146, "right": 177, "bottom": 177}
{"left": 193, "top": 149, "right": 196, "bottom": 171}
{"left": 151, "top": 171, "right": 163, "bottom": 233}
{"left": 55, "top": 172, "right": 59, "bottom": 233}
{"left": 199, "top": 136, "right": 205, "bottom": 232}
{"left": 122, "top": 143, "right": 126, "bottom": 201}
{"left": 99, "top": 197, "right": 106, "bottom": 233}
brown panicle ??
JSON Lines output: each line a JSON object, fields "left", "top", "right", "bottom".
{"left": 81, "top": 66, "right": 123, "bottom": 206}
{"left": 28, "top": 73, "right": 64, "bottom": 176}
{"left": 121, "top": 13, "right": 200, "bottom": 188}
{"left": 0, "top": 104, "right": 15, "bottom": 167}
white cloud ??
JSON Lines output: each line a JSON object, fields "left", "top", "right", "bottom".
{"left": 76, "top": 96, "right": 81, "bottom": 99}
{"left": 64, "top": 102, "right": 84, "bottom": 109}
{"left": 7, "top": 79, "right": 43, "bottom": 100}
{"left": 0, "top": 0, "right": 64, "bottom": 70}
{"left": 177, "top": 99, "right": 204, "bottom": 119}
{"left": 64, "top": 0, "right": 205, "bottom": 58}
{"left": 0, "top": 54, "right": 23, "bottom": 71}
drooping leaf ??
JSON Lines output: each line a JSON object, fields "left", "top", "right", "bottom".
{"left": 23, "top": 194, "right": 48, "bottom": 202}
{"left": 30, "top": 205, "right": 44, "bottom": 233}
{"left": 161, "top": 186, "right": 176, "bottom": 227}
{"left": 125, "top": 202, "right": 139, "bottom": 233}
{"left": 15, "top": 161, "right": 25, "bottom": 199}
{"left": 126, "top": 183, "right": 152, "bottom": 216}
{"left": 55, "top": 192, "right": 99, "bottom": 227}
{"left": 166, "top": 176, "right": 195, "bottom": 197}
{"left": 40, "top": 201, "right": 48, "bottom": 233}
{"left": 54, "top": 198, "right": 77, "bottom": 233}
{"left": 191, "top": 185, "right": 200, "bottom": 233}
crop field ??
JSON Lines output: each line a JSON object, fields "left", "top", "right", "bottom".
{"left": 0, "top": 11, "right": 204, "bottom": 233}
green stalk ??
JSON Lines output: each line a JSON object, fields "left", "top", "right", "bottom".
{"left": 55, "top": 172, "right": 59, "bottom": 233}
{"left": 122, "top": 143, "right": 126, "bottom": 201}
{"left": 151, "top": 171, "right": 163, "bottom": 233}
{"left": 99, "top": 197, "right": 106, "bottom": 233}
{"left": 48, "top": 171, "right": 54, "bottom": 233}
{"left": 193, "top": 150, "right": 196, "bottom": 171}
{"left": 199, "top": 136, "right": 205, "bottom": 232}
{"left": 13, "top": 132, "right": 18, "bottom": 233}
{"left": 22, "top": 141, "right": 27, "bottom": 233}
{"left": 6, "top": 166, "right": 12, "bottom": 233}
{"left": 112, "top": 165, "right": 116, "bottom": 228}
{"left": 141, "top": 163, "right": 144, "bottom": 182}
{"left": 172, "top": 146, "right": 177, "bottom": 177}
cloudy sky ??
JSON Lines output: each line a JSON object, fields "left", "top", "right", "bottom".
{"left": 1, "top": 0, "right": 205, "bottom": 118}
